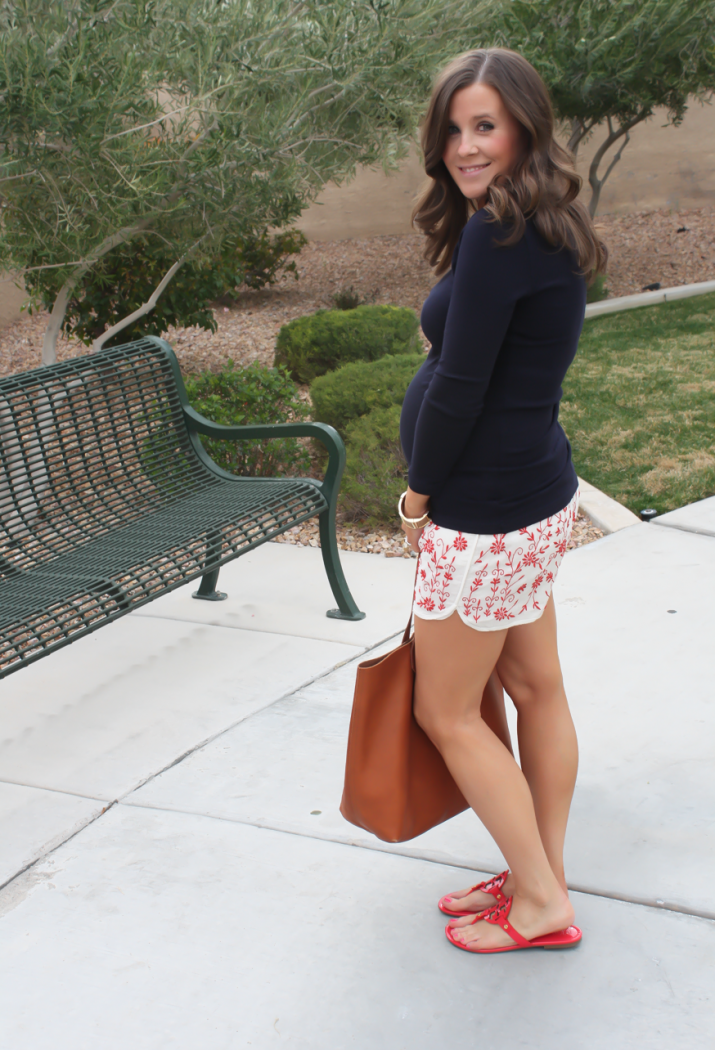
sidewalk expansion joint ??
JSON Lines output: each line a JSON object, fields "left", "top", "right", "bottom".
{"left": 120, "top": 801, "right": 715, "bottom": 923}
{"left": 0, "top": 799, "right": 118, "bottom": 895}
{"left": 116, "top": 628, "right": 403, "bottom": 804}
{"left": 0, "top": 778, "right": 107, "bottom": 802}
{"left": 652, "top": 520, "right": 715, "bottom": 540}
{"left": 129, "top": 610, "right": 368, "bottom": 644}
{"left": 0, "top": 631, "right": 401, "bottom": 898}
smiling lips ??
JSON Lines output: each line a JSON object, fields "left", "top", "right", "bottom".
{"left": 459, "top": 162, "right": 490, "bottom": 174}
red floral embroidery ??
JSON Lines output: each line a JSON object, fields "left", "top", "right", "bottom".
{"left": 415, "top": 523, "right": 465, "bottom": 613}
{"left": 415, "top": 492, "right": 579, "bottom": 628}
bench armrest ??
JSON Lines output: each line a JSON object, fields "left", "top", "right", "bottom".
{"left": 182, "top": 404, "right": 346, "bottom": 495}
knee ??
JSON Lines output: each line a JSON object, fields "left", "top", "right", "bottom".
{"left": 499, "top": 663, "right": 564, "bottom": 710}
{"left": 413, "top": 688, "right": 483, "bottom": 748}
{"left": 413, "top": 692, "right": 447, "bottom": 744}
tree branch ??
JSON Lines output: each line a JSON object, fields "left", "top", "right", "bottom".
{"left": 567, "top": 117, "right": 597, "bottom": 156}
{"left": 41, "top": 216, "right": 156, "bottom": 365}
{"left": 587, "top": 111, "right": 647, "bottom": 216}
{"left": 90, "top": 251, "right": 191, "bottom": 353}
{"left": 47, "top": 0, "right": 123, "bottom": 57}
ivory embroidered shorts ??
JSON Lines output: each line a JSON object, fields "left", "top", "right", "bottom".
{"left": 414, "top": 489, "right": 579, "bottom": 631}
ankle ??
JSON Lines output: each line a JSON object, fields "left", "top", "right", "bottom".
{"left": 513, "top": 874, "right": 565, "bottom": 911}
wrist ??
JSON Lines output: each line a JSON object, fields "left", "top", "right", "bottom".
{"left": 405, "top": 497, "right": 429, "bottom": 518}
{"left": 404, "top": 488, "right": 429, "bottom": 519}
{"left": 398, "top": 490, "right": 431, "bottom": 530}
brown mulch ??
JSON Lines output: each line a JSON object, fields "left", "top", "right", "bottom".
{"left": 595, "top": 207, "right": 715, "bottom": 297}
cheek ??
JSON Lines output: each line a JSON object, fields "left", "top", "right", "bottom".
{"left": 492, "top": 131, "right": 520, "bottom": 167}
{"left": 442, "top": 140, "right": 458, "bottom": 170}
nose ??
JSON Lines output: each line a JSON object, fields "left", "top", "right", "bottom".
{"left": 457, "top": 134, "right": 477, "bottom": 158}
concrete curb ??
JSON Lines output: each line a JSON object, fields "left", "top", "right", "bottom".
{"left": 577, "top": 477, "right": 641, "bottom": 535}
{"left": 584, "top": 278, "right": 715, "bottom": 320}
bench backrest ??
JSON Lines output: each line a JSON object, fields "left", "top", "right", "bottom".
{"left": 0, "top": 338, "right": 211, "bottom": 573}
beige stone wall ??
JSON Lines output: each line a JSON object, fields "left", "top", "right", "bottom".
{"left": 0, "top": 274, "right": 26, "bottom": 329}
{"left": 299, "top": 99, "right": 715, "bottom": 241}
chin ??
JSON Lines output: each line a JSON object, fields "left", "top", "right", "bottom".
{"left": 458, "top": 180, "right": 488, "bottom": 198}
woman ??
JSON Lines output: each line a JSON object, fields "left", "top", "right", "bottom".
{"left": 399, "top": 48, "right": 606, "bottom": 954}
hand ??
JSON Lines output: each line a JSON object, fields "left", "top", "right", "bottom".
{"left": 401, "top": 519, "right": 423, "bottom": 553}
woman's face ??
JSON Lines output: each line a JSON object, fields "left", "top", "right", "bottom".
{"left": 442, "top": 82, "right": 522, "bottom": 205}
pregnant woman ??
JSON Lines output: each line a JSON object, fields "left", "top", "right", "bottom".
{"left": 399, "top": 48, "right": 606, "bottom": 953}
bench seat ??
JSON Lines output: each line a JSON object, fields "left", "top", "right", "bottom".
{"left": 0, "top": 337, "right": 363, "bottom": 677}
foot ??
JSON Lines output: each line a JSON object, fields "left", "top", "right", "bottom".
{"left": 440, "top": 871, "right": 515, "bottom": 915}
{"left": 448, "top": 890, "right": 575, "bottom": 952}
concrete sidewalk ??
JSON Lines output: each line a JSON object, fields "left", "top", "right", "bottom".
{"left": 1, "top": 503, "right": 714, "bottom": 1049}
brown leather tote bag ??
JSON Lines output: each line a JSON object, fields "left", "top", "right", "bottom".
{"left": 339, "top": 613, "right": 468, "bottom": 843}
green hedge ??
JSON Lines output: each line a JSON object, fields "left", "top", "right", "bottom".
{"left": 184, "top": 361, "right": 310, "bottom": 477}
{"left": 275, "top": 304, "right": 421, "bottom": 384}
{"left": 310, "top": 353, "right": 424, "bottom": 435}
{"left": 340, "top": 405, "right": 408, "bottom": 524}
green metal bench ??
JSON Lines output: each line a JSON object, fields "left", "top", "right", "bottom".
{"left": 0, "top": 336, "right": 364, "bottom": 679}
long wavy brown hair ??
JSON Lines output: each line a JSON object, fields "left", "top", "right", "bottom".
{"left": 412, "top": 48, "right": 607, "bottom": 279}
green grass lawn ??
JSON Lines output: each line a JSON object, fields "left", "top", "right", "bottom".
{"left": 561, "top": 291, "right": 715, "bottom": 515}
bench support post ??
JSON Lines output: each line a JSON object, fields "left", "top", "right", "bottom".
{"left": 192, "top": 566, "right": 227, "bottom": 602}
{"left": 193, "top": 530, "right": 227, "bottom": 601}
{"left": 318, "top": 509, "right": 366, "bottom": 621}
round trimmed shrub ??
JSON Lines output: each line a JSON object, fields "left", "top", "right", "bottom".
{"left": 340, "top": 405, "right": 407, "bottom": 524}
{"left": 310, "top": 353, "right": 424, "bottom": 435}
{"left": 275, "top": 305, "right": 421, "bottom": 384}
{"left": 184, "top": 361, "right": 310, "bottom": 477}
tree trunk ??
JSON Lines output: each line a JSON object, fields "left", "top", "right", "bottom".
{"left": 588, "top": 128, "right": 631, "bottom": 217}
{"left": 39, "top": 218, "right": 157, "bottom": 365}
{"left": 586, "top": 113, "right": 644, "bottom": 217}
{"left": 42, "top": 278, "right": 76, "bottom": 366}
{"left": 568, "top": 118, "right": 585, "bottom": 157}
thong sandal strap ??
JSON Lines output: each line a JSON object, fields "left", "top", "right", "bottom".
{"left": 478, "top": 870, "right": 509, "bottom": 901}
{"left": 481, "top": 896, "right": 532, "bottom": 949}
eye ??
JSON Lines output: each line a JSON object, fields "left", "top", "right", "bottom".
{"left": 477, "top": 121, "right": 495, "bottom": 132}
{"left": 447, "top": 123, "right": 460, "bottom": 136}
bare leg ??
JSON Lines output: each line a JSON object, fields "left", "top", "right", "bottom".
{"left": 496, "top": 598, "right": 578, "bottom": 893}
{"left": 442, "top": 597, "right": 578, "bottom": 914}
{"left": 481, "top": 671, "right": 513, "bottom": 756}
{"left": 414, "top": 610, "right": 573, "bottom": 949}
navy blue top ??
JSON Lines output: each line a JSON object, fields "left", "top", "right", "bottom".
{"left": 400, "top": 210, "right": 585, "bottom": 534}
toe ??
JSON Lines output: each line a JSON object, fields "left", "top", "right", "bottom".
{"left": 449, "top": 912, "right": 480, "bottom": 929}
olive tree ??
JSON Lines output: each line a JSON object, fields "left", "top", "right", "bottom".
{"left": 0, "top": 0, "right": 489, "bottom": 364}
{"left": 491, "top": 0, "right": 715, "bottom": 215}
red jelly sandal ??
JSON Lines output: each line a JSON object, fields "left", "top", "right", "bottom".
{"left": 438, "top": 869, "right": 510, "bottom": 917}
{"left": 445, "top": 895, "right": 582, "bottom": 954}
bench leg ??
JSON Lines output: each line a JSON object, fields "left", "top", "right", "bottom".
{"left": 192, "top": 566, "right": 227, "bottom": 602}
{"left": 318, "top": 509, "right": 365, "bottom": 621}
